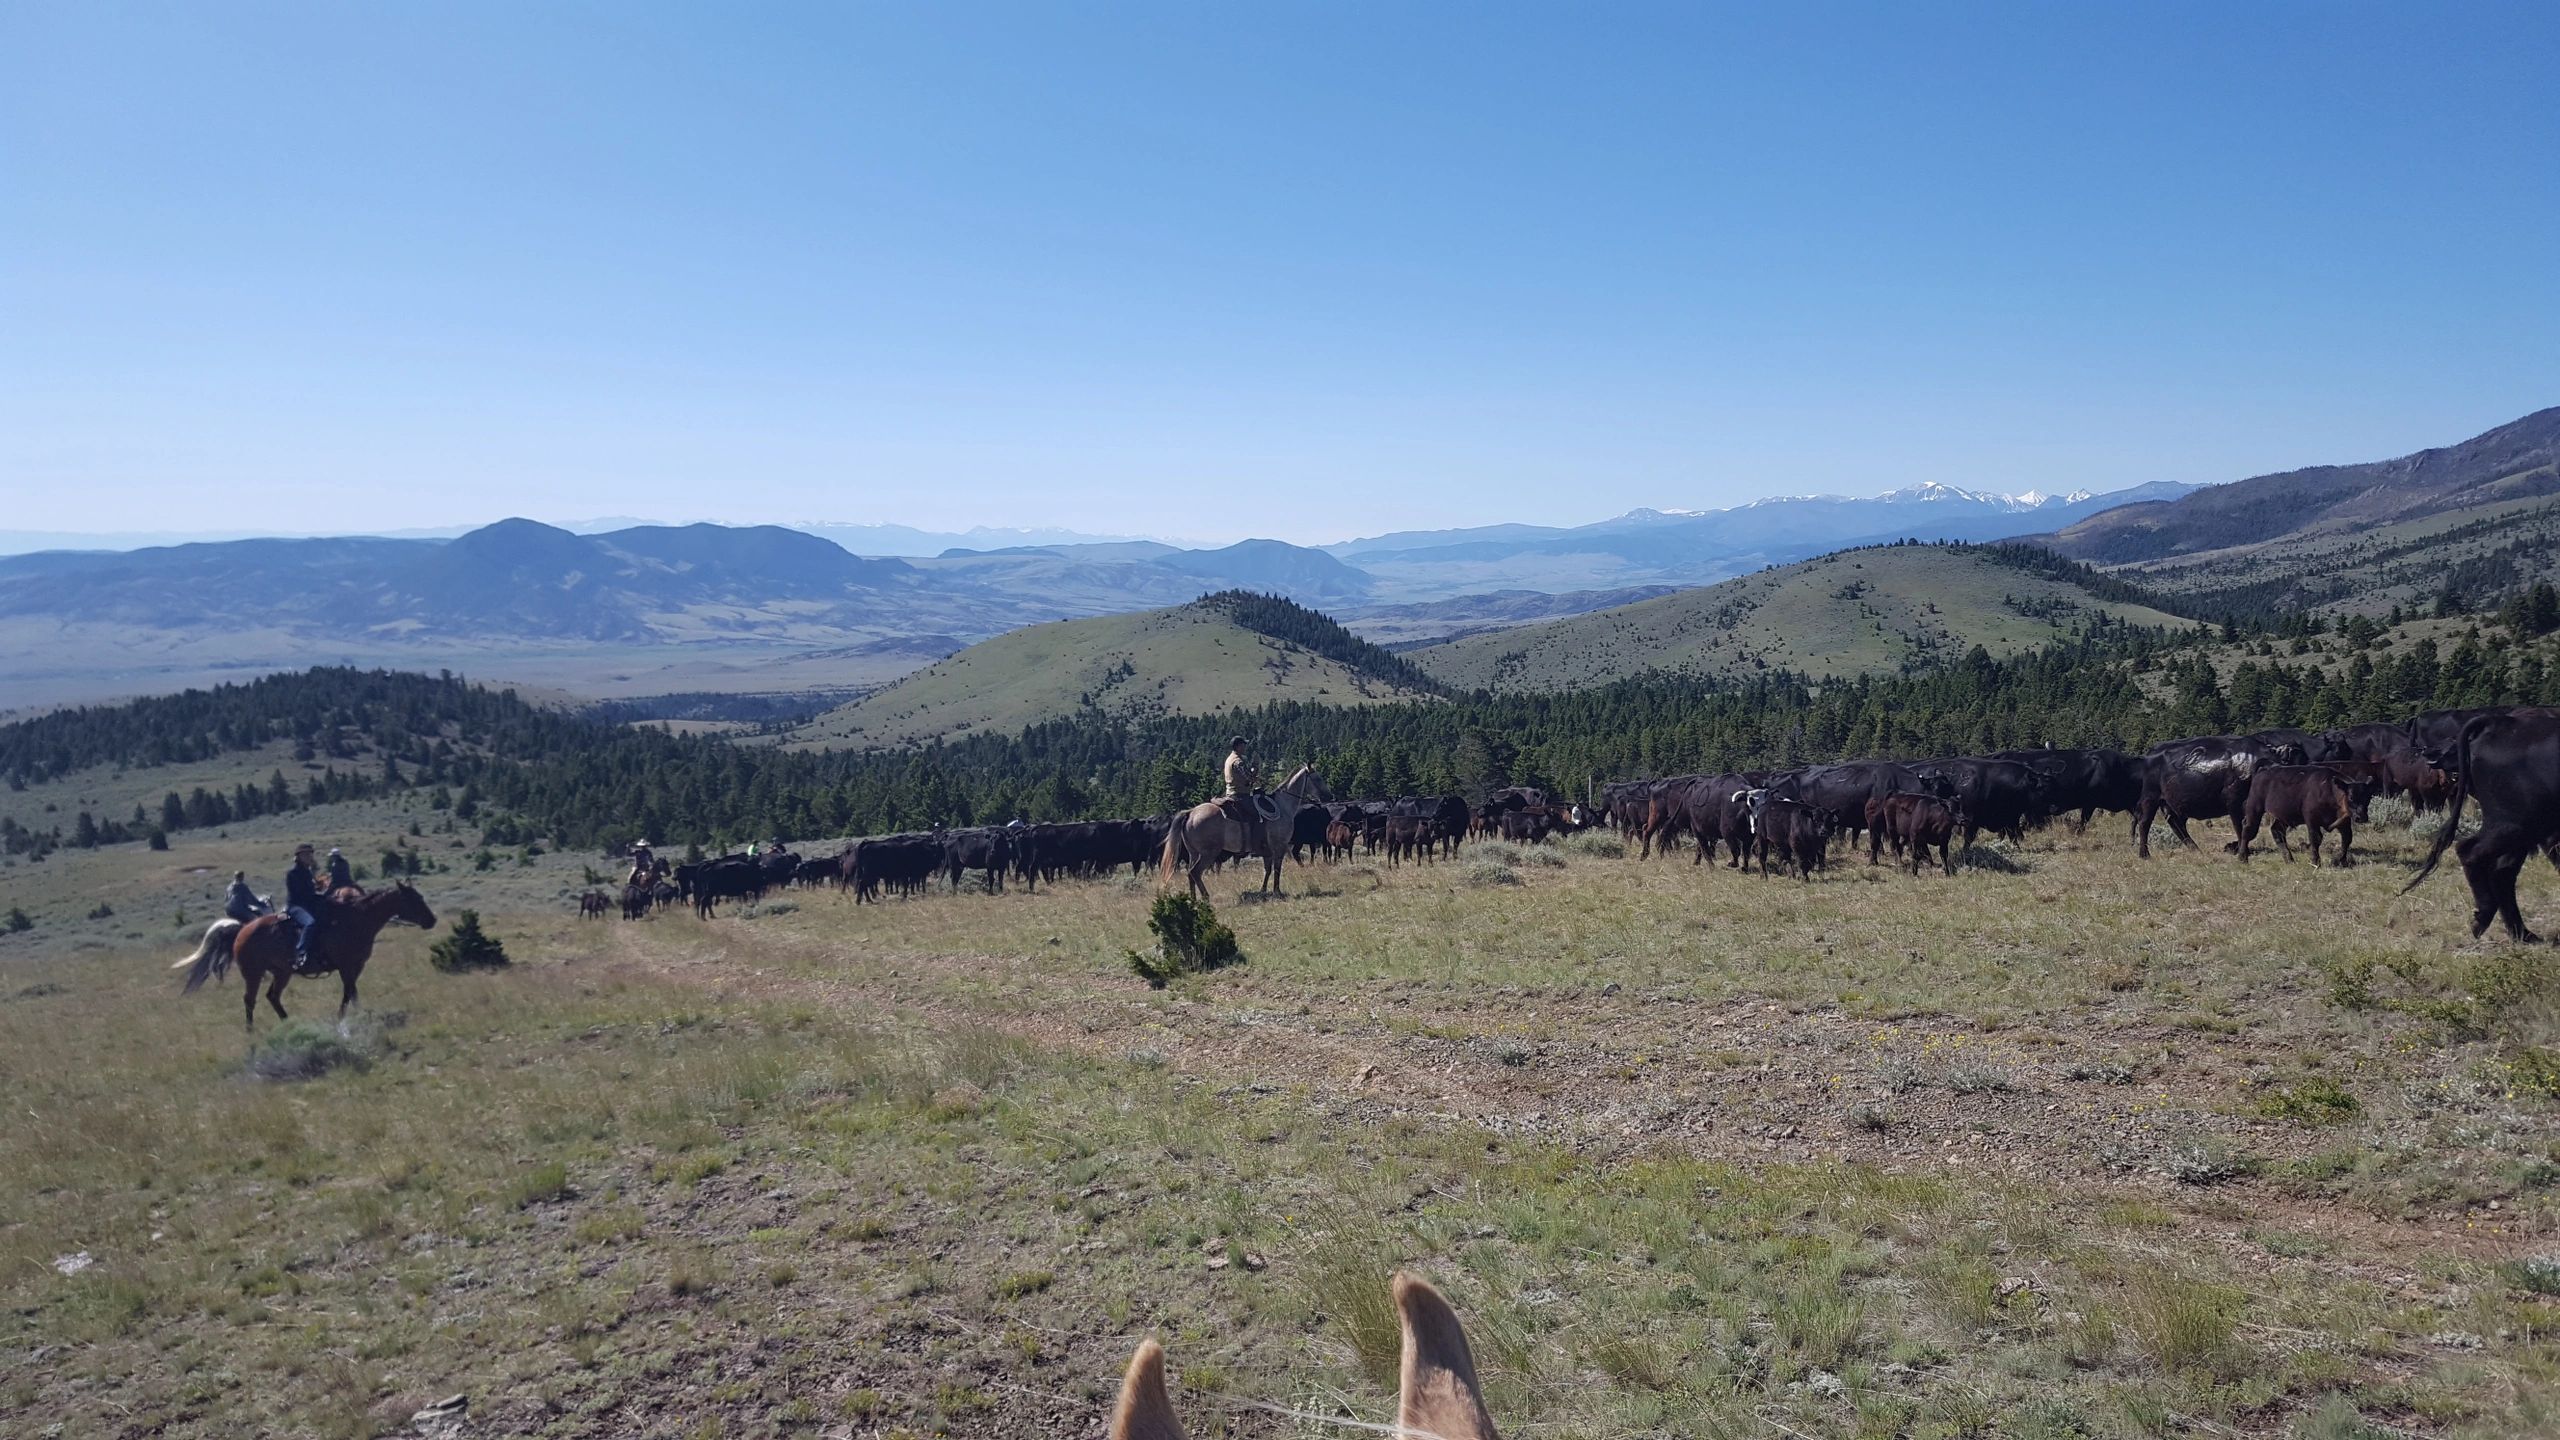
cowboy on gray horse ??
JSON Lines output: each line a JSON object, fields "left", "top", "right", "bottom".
{"left": 1220, "top": 735, "right": 1270, "bottom": 824}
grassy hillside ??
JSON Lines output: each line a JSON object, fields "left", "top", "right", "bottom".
{"left": 794, "top": 595, "right": 1441, "bottom": 749}
{"left": 1409, "top": 543, "right": 2193, "bottom": 693}
{"left": 2081, "top": 492, "right": 2560, "bottom": 620}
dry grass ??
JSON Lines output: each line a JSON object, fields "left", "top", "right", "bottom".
{"left": 2, "top": 805, "right": 2558, "bottom": 1436}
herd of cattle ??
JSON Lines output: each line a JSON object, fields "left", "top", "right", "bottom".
{"left": 576, "top": 705, "right": 2560, "bottom": 942}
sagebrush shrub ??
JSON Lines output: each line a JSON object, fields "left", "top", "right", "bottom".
{"left": 1129, "top": 893, "right": 1241, "bottom": 988}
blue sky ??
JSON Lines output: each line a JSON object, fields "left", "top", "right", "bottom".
{"left": 6, "top": 2, "right": 2556, "bottom": 545}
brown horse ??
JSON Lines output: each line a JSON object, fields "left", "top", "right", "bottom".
{"left": 1159, "top": 765, "right": 1331, "bottom": 900}
{"left": 176, "top": 882, "right": 438, "bottom": 1031}
{"left": 1111, "top": 1273, "right": 1494, "bottom": 1440}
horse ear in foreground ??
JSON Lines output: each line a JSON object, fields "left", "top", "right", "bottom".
{"left": 1111, "top": 1272, "right": 1495, "bottom": 1440}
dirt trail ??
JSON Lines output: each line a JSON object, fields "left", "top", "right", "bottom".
{"left": 597, "top": 922, "right": 2535, "bottom": 1289}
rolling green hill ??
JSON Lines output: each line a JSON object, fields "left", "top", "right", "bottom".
{"left": 792, "top": 593, "right": 1442, "bottom": 749}
{"left": 1407, "top": 543, "right": 2194, "bottom": 693}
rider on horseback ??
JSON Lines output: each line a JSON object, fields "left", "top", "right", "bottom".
{"left": 286, "top": 843, "right": 329, "bottom": 974}
{"left": 1220, "top": 735, "right": 1268, "bottom": 825}
{"left": 224, "top": 870, "right": 269, "bottom": 922}
{"left": 627, "top": 840, "right": 656, "bottom": 889}
{"left": 325, "top": 846, "right": 354, "bottom": 891}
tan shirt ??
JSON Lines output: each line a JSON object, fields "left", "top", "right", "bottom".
{"left": 1222, "top": 751, "right": 1258, "bottom": 796}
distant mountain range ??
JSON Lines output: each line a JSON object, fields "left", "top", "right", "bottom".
{"left": 8, "top": 406, "right": 2556, "bottom": 708}
{"left": 1323, "top": 480, "right": 2199, "bottom": 593}
{"left": 0, "top": 519, "right": 1169, "bottom": 560}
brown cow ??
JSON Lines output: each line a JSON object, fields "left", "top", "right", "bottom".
{"left": 2236, "top": 764, "right": 2361, "bottom": 866}
{"left": 1877, "top": 792, "right": 1962, "bottom": 876}
{"left": 1385, "top": 814, "right": 1439, "bottom": 865}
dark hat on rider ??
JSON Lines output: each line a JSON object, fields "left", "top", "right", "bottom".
{"left": 294, "top": 843, "right": 314, "bottom": 856}
{"left": 1230, "top": 735, "right": 1249, "bottom": 748}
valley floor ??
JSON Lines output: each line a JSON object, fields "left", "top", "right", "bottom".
{"left": 3, "top": 811, "right": 2557, "bottom": 1438}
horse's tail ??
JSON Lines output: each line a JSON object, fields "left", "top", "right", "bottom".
{"left": 174, "top": 918, "right": 240, "bottom": 994}
{"left": 2403, "top": 714, "right": 2487, "bottom": 894}
{"left": 1160, "top": 814, "right": 1184, "bottom": 889}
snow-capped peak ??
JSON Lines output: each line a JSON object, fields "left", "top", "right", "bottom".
{"left": 1879, "top": 482, "right": 2095, "bottom": 511}
{"left": 1603, "top": 482, "right": 2099, "bottom": 525}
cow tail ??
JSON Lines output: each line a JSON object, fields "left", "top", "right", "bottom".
{"left": 1159, "top": 815, "right": 1183, "bottom": 889}
{"left": 2403, "top": 715, "right": 2483, "bottom": 893}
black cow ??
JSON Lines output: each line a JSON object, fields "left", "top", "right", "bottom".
{"left": 1907, "top": 758, "right": 2052, "bottom": 849}
{"left": 1687, "top": 775, "right": 1770, "bottom": 870}
{"left": 1427, "top": 796, "right": 1471, "bottom": 858}
{"left": 1664, "top": 775, "right": 1752, "bottom": 867}
{"left": 2244, "top": 729, "right": 2318, "bottom": 765}
{"left": 1598, "top": 781, "right": 1655, "bottom": 841}
{"left": 1131, "top": 816, "right": 1174, "bottom": 874}
{"left": 1359, "top": 801, "right": 1391, "bottom": 854}
{"left": 1984, "top": 748, "right": 2143, "bottom": 830}
{"left": 1754, "top": 797, "right": 1834, "bottom": 881}
{"left": 2406, "top": 707, "right": 2530, "bottom": 770}
{"left": 853, "top": 834, "right": 943, "bottom": 903}
{"left": 2133, "top": 736, "right": 2298, "bottom": 858}
{"left": 687, "top": 858, "right": 763, "bottom": 918}
{"left": 2235, "top": 765, "right": 2364, "bottom": 866}
{"left": 2313, "top": 722, "right": 2404, "bottom": 765}
{"left": 2319, "top": 726, "right": 2456, "bottom": 813}
{"left": 2405, "top": 710, "right": 2560, "bottom": 940}
{"left": 1286, "top": 806, "right": 1332, "bottom": 863}
{"left": 1031, "top": 821, "right": 1130, "bottom": 883}
{"left": 941, "top": 828, "right": 1014, "bottom": 893}
{"left": 1772, "top": 761, "right": 1953, "bottom": 846}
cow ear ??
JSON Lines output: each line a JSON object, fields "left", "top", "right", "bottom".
{"left": 1109, "top": 1339, "right": 1186, "bottom": 1440}
{"left": 1396, "top": 1273, "right": 1497, "bottom": 1440}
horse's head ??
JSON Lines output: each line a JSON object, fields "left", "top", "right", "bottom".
{"left": 1282, "top": 765, "right": 1332, "bottom": 805}
{"left": 390, "top": 879, "right": 439, "bottom": 931}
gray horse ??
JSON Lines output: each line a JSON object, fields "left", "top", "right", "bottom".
{"left": 1158, "top": 765, "right": 1331, "bottom": 900}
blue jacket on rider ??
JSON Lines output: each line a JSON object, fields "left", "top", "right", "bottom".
{"left": 284, "top": 858, "right": 326, "bottom": 965}
{"left": 224, "top": 875, "right": 265, "bottom": 922}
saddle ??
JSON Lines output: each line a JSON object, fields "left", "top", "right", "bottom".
{"left": 1221, "top": 794, "right": 1278, "bottom": 825}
